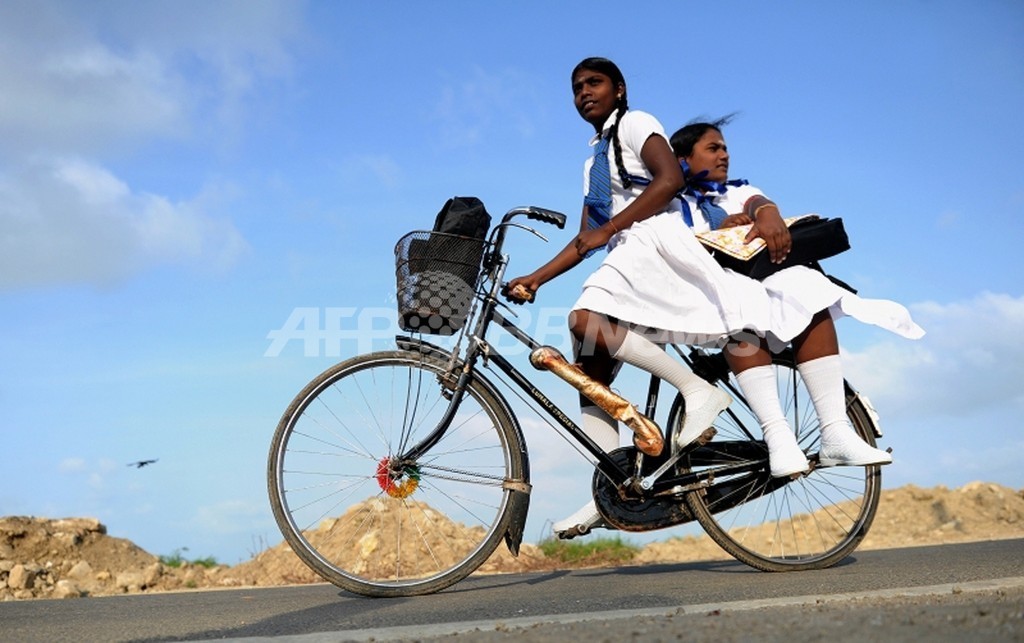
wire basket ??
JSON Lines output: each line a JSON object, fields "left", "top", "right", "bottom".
{"left": 394, "top": 231, "right": 487, "bottom": 335}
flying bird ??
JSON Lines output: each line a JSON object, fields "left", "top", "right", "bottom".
{"left": 127, "top": 459, "right": 158, "bottom": 468}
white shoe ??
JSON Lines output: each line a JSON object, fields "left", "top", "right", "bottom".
{"left": 675, "top": 388, "right": 731, "bottom": 450}
{"left": 819, "top": 429, "right": 892, "bottom": 467}
{"left": 763, "top": 429, "right": 811, "bottom": 478}
{"left": 552, "top": 501, "right": 604, "bottom": 539}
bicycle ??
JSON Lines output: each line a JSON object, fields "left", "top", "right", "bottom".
{"left": 267, "top": 206, "right": 885, "bottom": 597}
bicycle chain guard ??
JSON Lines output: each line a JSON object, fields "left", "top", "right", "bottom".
{"left": 591, "top": 448, "right": 696, "bottom": 531}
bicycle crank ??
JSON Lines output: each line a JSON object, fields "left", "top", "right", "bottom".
{"left": 591, "top": 448, "right": 697, "bottom": 531}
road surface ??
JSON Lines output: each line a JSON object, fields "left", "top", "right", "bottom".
{"left": 2, "top": 538, "right": 1022, "bottom": 642}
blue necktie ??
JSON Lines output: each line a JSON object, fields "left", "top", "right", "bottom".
{"left": 686, "top": 169, "right": 748, "bottom": 231}
{"left": 582, "top": 135, "right": 611, "bottom": 256}
{"left": 698, "top": 196, "right": 729, "bottom": 230}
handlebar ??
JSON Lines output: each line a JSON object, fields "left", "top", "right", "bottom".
{"left": 488, "top": 206, "right": 567, "bottom": 258}
{"left": 482, "top": 206, "right": 568, "bottom": 304}
{"left": 523, "top": 206, "right": 567, "bottom": 229}
{"left": 501, "top": 206, "right": 567, "bottom": 230}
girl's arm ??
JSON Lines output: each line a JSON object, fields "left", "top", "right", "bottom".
{"left": 741, "top": 195, "right": 791, "bottom": 263}
{"left": 572, "top": 134, "right": 684, "bottom": 256}
{"left": 504, "top": 206, "right": 590, "bottom": 303}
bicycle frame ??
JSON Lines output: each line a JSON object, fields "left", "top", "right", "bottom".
{"left": 394, "top": 208, "right": 767, "bottom": 500}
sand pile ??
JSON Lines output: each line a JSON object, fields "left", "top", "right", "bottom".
{"left": 2, "top": 482, "right": 1022, "bottom": 600}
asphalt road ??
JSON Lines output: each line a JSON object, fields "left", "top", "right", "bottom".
{"left": 3, "top": 539, "right": 1022, "bottom": 642}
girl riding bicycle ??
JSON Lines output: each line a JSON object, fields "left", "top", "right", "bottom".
{"left": 508, "top": 57, "right": 736, "bottom": 536}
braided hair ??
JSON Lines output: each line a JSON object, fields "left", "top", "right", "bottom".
{"left": 571, "top": 57, "right": 634, "bottom": 190}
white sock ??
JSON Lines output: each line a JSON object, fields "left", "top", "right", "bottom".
{"left": 737, "top": 366, "right": 809, "bottom": 476}
{"left": 580, "top": 404, "right": 619, "bottom": 452}
{"left": 796, "top": 354, "right": 850, "bottom": 437}
{"left": 799, "top": 355, "right": 891, "bottom": 466}
{"left": 612, "top": 330, "right": 729, "bottom": 448}
{"left": 611, "top": 330, "right": 715, "bottom": 400}
{"left": 735, "top": 365, "right": 789, "bottom": 438}
{"left": 555, "top": 405, "right": 616, "bottom": 534}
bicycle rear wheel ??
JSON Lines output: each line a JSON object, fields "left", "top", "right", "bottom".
{"left": 268, "top": 349, "right": 526, "bottom": 597}
{"left": 677, "top": 349, "right": 882, "bottom": 571}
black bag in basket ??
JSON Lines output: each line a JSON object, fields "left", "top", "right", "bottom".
{"left": 433, "top": 196, "right": 491, "bottom": 239}
{"left": 407, "top": 197, "right": 490, "bottom": 274}
{"left": 397, "top": 197, "right": 491, "bottom": 335}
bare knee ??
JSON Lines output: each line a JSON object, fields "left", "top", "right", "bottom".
{"left": 568, "top": 310, "right": 591, "bottom": 342}
{"left": 793, "top": 310, "right": 839, "bottom": 362}
{"left": 569, "top": 310, "right": 626, "bottom": 357}
{"left": 724, "top": 334, "right": 772, "bottom": 374}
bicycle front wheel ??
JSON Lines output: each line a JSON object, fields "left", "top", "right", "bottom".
{"left": 678, "top": 349, "right": 882, "bottom": 571}
{"left": 268, "top": 349, "right": 525, "bottom": 597}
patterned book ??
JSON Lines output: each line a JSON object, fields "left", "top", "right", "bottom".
{"left": 695, "top": 214, "right": 820, "bottom": 260}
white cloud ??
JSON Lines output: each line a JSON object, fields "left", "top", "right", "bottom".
{"left": 0, "top": 158, "right": 248, "bottom": 288}
{"left": 57, "top": 456, "right": 123, "bottom": 495}
{"left": 433, "top": 66, "right": 541, "bottom": 147}
{"left": 0, "top": 1, "right": 303, "bottom": 155}
{"left": 0, "top": 9, "right": 185, "bottom": 157}
{"left": 339, "top": 154, "right": 404, "bottom": 189}
{"left": 0, "top": 1, "right": 302, "bottom": 288}
{"left": 843, "top": 291, "right": 1024, "bottom": 419}
{"left": 193, "top": 499, "right": 271, "bottom": 536}
{"left": 58, "top": 457, "right": 87, "bottom": 473}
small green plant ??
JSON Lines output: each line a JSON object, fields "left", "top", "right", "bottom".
{"left": 158, "top": 548, "right": 188, "bottom": 568}
{"left": 538, "top": 535, "right": 639, "bottom": 566}
{"left": 189, "top": 556, "right": 219, "bottom": 569}
{"left": 159, "top": 547, "right": 219, "bottom": 569}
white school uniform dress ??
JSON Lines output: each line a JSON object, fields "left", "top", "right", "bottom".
{"left": 572, "top": 111, "right": 923, "bottom": 348}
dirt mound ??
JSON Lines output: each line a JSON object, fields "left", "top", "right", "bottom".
{"left": 2, "top": 482, "right": 1022, "bottom": 600}
{"left": 0, "top": 516, "right": 244, "bottom": 600}
{"left": 229, "top": 498, "right": 549, "bottom": 587}
{"left": 636, "top": 481, "right": 1024, "bottom": 564}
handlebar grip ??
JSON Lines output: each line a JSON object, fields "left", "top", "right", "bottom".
{"left": 503, "top": 283, "right": 535, "bottom": 303}
{"left": 526, "top": 207, "right": 567, "bottom": 229}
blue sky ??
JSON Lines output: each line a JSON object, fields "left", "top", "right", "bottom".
{"left": 2, "top": 1, "right": 1022, "bottom": 565}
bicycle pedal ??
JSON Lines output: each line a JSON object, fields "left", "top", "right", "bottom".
{"left": 674, "top": 427, "right": 717, "bottom": 454}
{"left": 556, "top": 524, "right": 592, "bottom": 540}
{"left": 696, "top": 427, "right": 717, "bottom": 445}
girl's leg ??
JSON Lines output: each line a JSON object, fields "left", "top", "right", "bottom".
{"left": 550, "top": 404, "right": 619, "bottom": 537}
{"left": 551, "top": 340, "right": 620, "bottom": 538}
{"left": 793, "top": 311, "right": 892, "bottom": 466}
{"left": 725, "top": 336, "right": 810, "bottom": 478}
{"left": 570, "top": 310, "right": 730, "bottom": 451}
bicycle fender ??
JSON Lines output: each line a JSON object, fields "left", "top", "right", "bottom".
{"left": 849, "top": 390, "right": 884, "bottom": 438}
{"left": 502, "top": 480, "right": 532, "bottom": 557}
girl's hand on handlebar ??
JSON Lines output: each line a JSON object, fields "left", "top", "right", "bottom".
{"left": 503, "top": 277, "right": 538, "bottom": 304}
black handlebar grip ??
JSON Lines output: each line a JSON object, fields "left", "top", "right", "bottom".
{"left": 526, "top": 207, "right": 567, "bottom": 229}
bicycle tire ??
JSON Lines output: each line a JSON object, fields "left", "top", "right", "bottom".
{"left": 677, "top": 349, "right": 882, "bottom": 571}
{"left": 268, "top": 349, "right": 526, "bottom": 597}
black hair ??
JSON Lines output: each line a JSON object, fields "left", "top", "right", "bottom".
{"left": 572, "top": 57, "right": 633, "bottom": 189}
{"left": 669, "top": 113, "right": 737, "bottom": 158}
